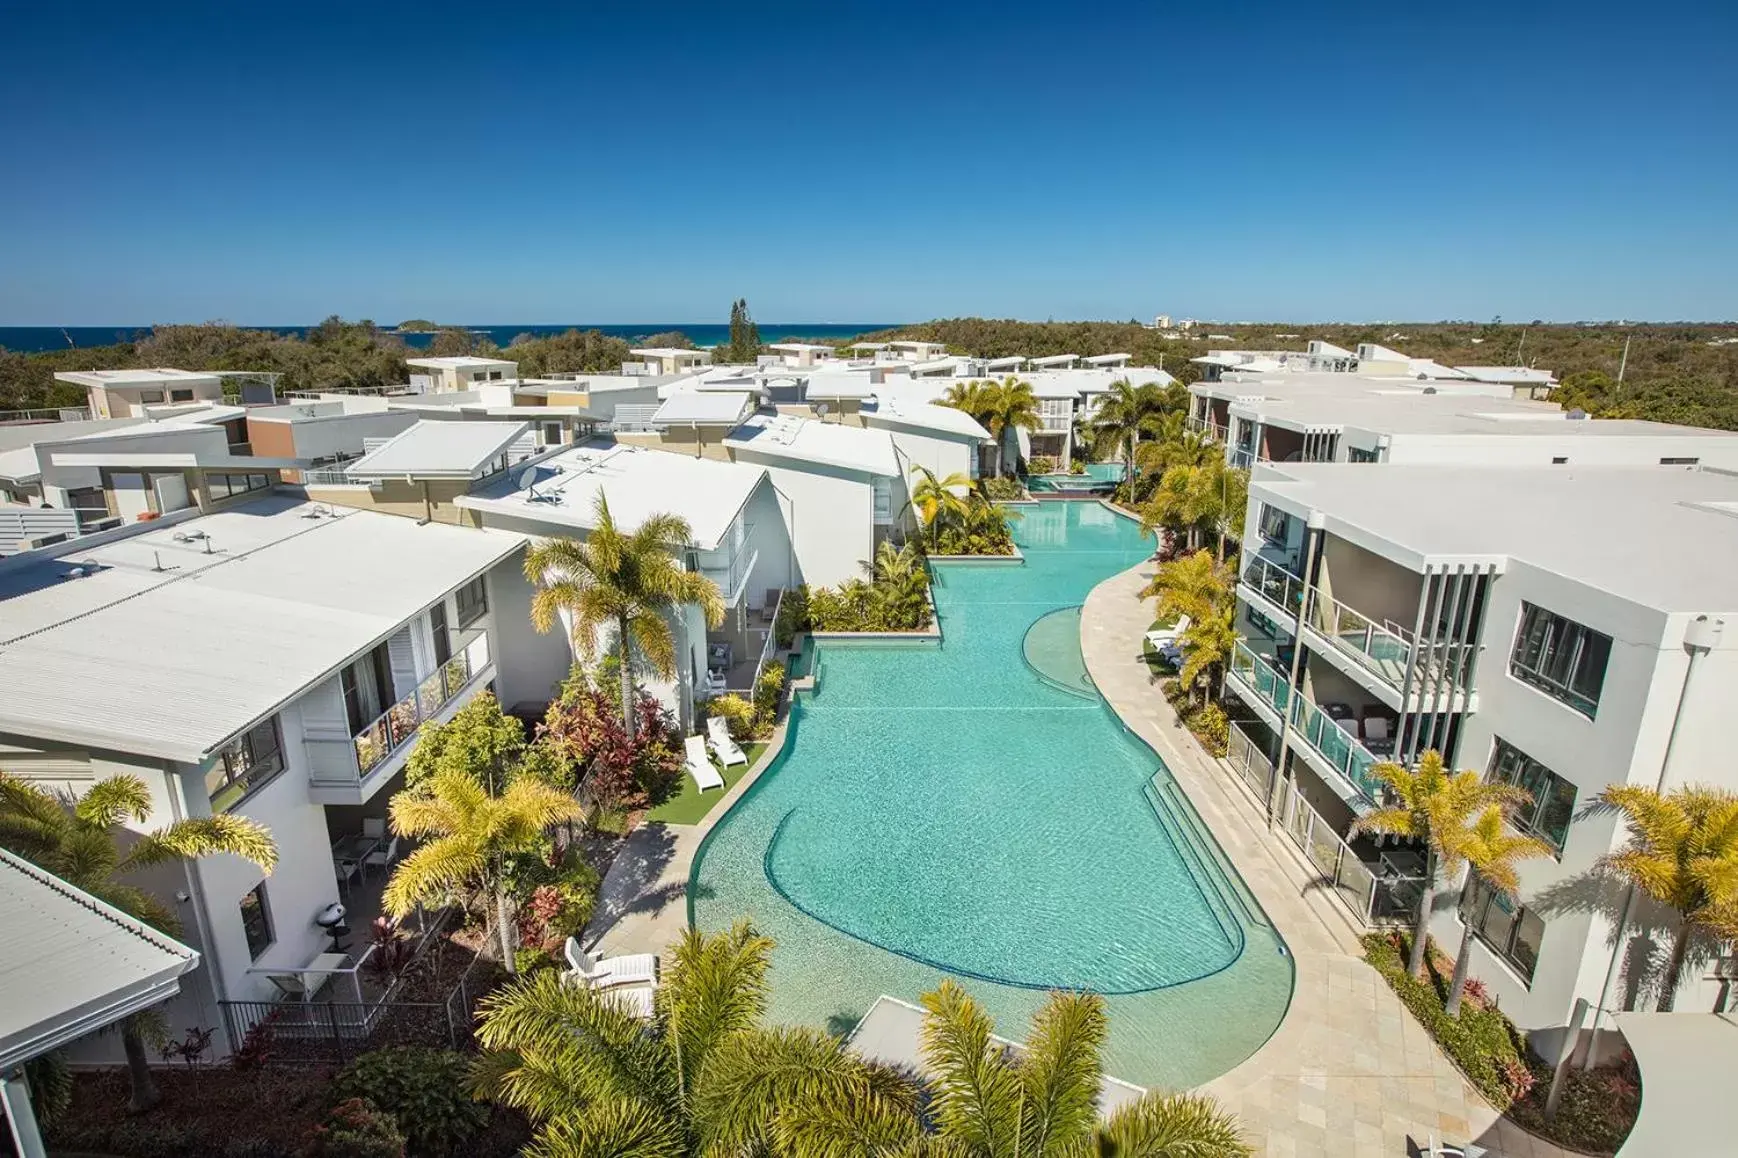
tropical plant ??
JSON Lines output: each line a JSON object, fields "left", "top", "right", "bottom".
{"left": 405, "top": 692, "right": 525, "bottom": 794}
{"left": 1089, "top": 378, "right": 1186, "bottom": 475}
{"left": 978, "top": 376, "right": 1043, "bottom": 476}
{"left": 1139, "top": 461, "right": 1248, "bottom": 559}
{"left": 472, "top": 922, "right": 921, "bottom": 1156}
{"left": 752, "top": 660, "right": 785, "bottom": 729}
{"left": 919, "top": 979, "right": 1251, "bottom": 1158}
{"left": 1597, "top": 783, "right": 1738, "bottom": 1010}
{"left": 0, "top": 773, "right": 277, "bottom": 1111}
{"left": 303, "top": 1098, "right": 407, "bottom": 1158}
{"left": 534, "top": 672, "right": 684, "bottom": 807}
{"left": 329, "top": 1048, "right": 486, "bottom": 1157}
{"left": 1138, "top": 548, "right": 1233, "bottom": 625}
{"left": 868, "top": 540, "right": 932, "bottom": 618}
{"left": 1177, "top": 603, "right": 1240, "bottom": 708}
{"left": 705, "top": 693, "right": 759, "bottom": 742}
{"left": 1353, "top": 751, "right": 1533, "bottom": 979}
{"left": 525, "top": 495, "right": 726, "bottom": 742}
{"left": 906, "top": 464, "right": 973, "bottom": 549}
{"left": 1443, "top": 805, "right": 1554, "bottom": 1015}
{"left": 383, "top": 766, "right": 581, "bottom": 975}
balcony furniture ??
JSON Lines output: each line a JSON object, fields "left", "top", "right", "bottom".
{"left": 685, "top": 736, "right": 725, "bottom": 791}
{"left": 706, "top": 717, "right": 748, "bottom": 767}
{"left": 264, "top": 951, "right": 349, "bottom": 1002}
{"left": 704, "top": 670, "right": 728, "bottom": 697}
{"left": 1360, "top": 715, "right": 1394, "bottom": 756}
{"left": 599, "top": 982, "right": 657, "bottom": 1019}
{"left": 1144, "top": 615, "right": 1191, "bottom": 649}
{"left": 707, "top": 641, "right": 733, "bottom": 670}
{"left": 1321, "top": 701, "right": 1355, "bottom": 723}
{"left": 363, "top": 836, "right": 401, "bottom": 880}
{"left": 564, "top": 937, "right": 658, "bottom": 989}
{"left": 361, "top": 817, "right": 385, "bottom": 839}
{"left": 331, "top": 832, "right": 381, "bottom": 894}
{"left": 759, "top": 589, "right": 781, "bottom": 625}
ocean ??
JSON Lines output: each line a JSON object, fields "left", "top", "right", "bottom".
{"left": 0, "top": 322, "right": 899, "bottom": 355}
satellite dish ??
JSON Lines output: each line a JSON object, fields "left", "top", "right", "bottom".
{"left": 516, "top": 465, "right": 539, "bottom": 497}
{"left": 816, "top": 401, "right": 830, "bottom": 420}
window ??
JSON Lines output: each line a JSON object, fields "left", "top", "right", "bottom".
{"left": 1551, "top": 456, "right": 1568, "bottom": 465}
{"left": 1488, "top": 738, "right": 1577, "bottom": 851}
{"left": 1257, "top": 503, "right": 1293, "bottom": 544}
{"left": 138, "top": 389, "right": 165, "bottom": 404}
{"left": 430, "top": 600, "right": 451, "bottom": 667}
{"left": 872, "top": 476, "right": 892, "bottom": 522}
{"left": 1348, "top": 446, "right": 1381, "bottom": 464}
{"left": 1459, "top": 874, "right": 1546, "bottom": 983}
{"left": 239, "top": 883, "right": 273, "bottom": 960}
{"left": 170, "top": 388, "right": 195, "bottom": 402}
{"left": 1510, "top": 603, "right": 1611, "bottom": 718}
{"left": 488, "top": 371, "right": 504, "bottom": 381}
{"left": 1660, "top": 457, "right": 1699, "bottom": 466}
{"left": 207, "top": 472, "right": 271, "bottom": 500}
{"left": 207, "top": 717, "right": 284, "bottom": 811}
{"left": 455, "top": 576, "right": 488, "bottom": 628}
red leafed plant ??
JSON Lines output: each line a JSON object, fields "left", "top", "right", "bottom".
{"left": 536, "top": 683, "right": 681, "bottom": 809}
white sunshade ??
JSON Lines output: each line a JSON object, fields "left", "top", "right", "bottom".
{"left": 1029, "top": 354, "right": 1079, "bottom": 367}
{"left": 984, "top": 356, "right": 1027, "bottom": 369}
{"left": 865, "top": 397, "right": 991, "bottom": 441}
{"left": 1083, "top": 353, "right": 1131, "bottom": 365}
{"left": 346, "top": 419, "right": 531, "bottom": 479}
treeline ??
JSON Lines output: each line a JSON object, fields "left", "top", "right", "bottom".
{"left": 0, "top": 318, "right": 639, "bottom": 410}
{"left": 858, "top": 318, "right": 1738, "bottom": 430}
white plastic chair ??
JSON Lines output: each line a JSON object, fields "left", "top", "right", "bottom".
{"left": 685, "top": 735, "right": 725, "bottom": 790}
{"left": 363, "top": 836, "right": 399, "bottom": 879}
{"left": 564, "top": 937, "right": 658, "bottom": 989}
{"left": 706, "top": 716, "right": 749, "bottom": 767}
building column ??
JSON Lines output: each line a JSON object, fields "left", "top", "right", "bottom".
{"left": 2, "top": 1068, "right": 46, "bottom": 1158}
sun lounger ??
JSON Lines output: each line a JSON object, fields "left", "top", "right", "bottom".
{"left": 685, "top": 735, "right": 725, "bottom": 790}
{"left": 564, "top": 937, "right": 658, "bottom": 989}
{"left": 706, "top": 716, "right": 749, "bottom": 767}
{"left": 1143, "top": 614, "right": 1191, "bottom": 651}
{"left": 600, "top": 982, "right": 657, "bottom": 1019}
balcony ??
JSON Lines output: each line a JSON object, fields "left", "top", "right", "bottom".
{"left": 1227, "top": 641, "right": 1292, "bottom": 723}
{"left": 308, "top": 634, "right": 494, "bottom": 805}
{"left": 1239, "top": 553, "right": 1305, "bottom": 626}
{"left": 1186, "top": 414, "right": 1228, "bottom": 441}
{"left": 1303, "top": 590, "right": 1476, "bottom": 709}
{"left": 697, "top": 529, "right": 757, "bottom": 607}
{"left": 1226, "top": 641, "right": 1385, "bottom": 809}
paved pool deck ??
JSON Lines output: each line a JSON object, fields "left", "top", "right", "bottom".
{"left": 1081, "top": 558, "right": 1576, "bottom": 1158}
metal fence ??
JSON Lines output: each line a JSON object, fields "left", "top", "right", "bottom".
{"left": 218, "top": 998, "right": 464, "bottom": 1063}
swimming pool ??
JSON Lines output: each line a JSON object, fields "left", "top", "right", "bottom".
{"left": 689, "top": 500, "right": 1292, "bottom": 1088}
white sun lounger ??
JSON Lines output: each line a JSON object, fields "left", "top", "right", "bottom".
{"left": 600, "top": 981, "right": 657, "bottom": 1020}
{"left": 564, "top": 937, "right": 658, "bottom": 989}
{"left": 685, "top": 735, "right": 725, "bottom": 791}
{"left": 706, "top": 716, "right": 749, "bottom": 767}
{"left": 1143, "top": 614, "right": 1191, "bottom": 650}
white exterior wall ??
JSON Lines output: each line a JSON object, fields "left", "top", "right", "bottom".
{"left": 872, "top": 423, "right": 981, "bottom": 484}
{"left": 730, "top": 453, "right": 874, "bottom": 589}
{"left": 485, "top": 553, "right": 573, "bottom": 711}
{"left": 37, "top": 424, "right": 229, "bottom": 507}
{"left": 1338, "top": 431, "right": 1738, "bottom": 468}
{"left": 278, "top": 411, "right": 419, "bottom": 461}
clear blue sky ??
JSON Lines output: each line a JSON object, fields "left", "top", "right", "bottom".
{"left": 3, "top": 0, "right": 1734, "bottom": 325}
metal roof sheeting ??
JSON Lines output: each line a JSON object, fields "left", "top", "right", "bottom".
{"left": 0, "top": 848, "right": 199, "bottom": 1071}
{"left": 726, "top": 414, "right": 899, "bottom": 476}
{"left": 0, "top": 497, "right": 526, "bottom": 760}
{"left": 346, "top": 419, "right": 531, "bottom": 479}
{"left": 652, "top": 391, "right": 757, "bottom": 426}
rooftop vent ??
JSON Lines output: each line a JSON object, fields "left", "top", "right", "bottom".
{"left": 1422, "top": 386, "right": 1437, "bottom": 395}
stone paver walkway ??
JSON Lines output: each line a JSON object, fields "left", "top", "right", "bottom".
{"left": 1082, "top": 557, "right": 1573, "bottom": 1158}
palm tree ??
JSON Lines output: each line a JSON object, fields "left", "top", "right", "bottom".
{"left": 867, "top": 540, "right": 931, "bottom": 625}
{"left": 1353, "top": 751, "right": 1531, "bottom": 979}
{"left": 979, "top": 376, "right": 1043, "bottom": 477}
{"left": 0, "top": 773, "right": 277, "bottom": 1111}
{"left": 1598, "top": 784, "right": 1738, "bottom": 1010}
{"left": 384, "top": 767, "right": 581, "bottom": 975}
{"left": 905, "top": 465, "right": 973, "bottom": 549}
{"left": 525, "top": 494, "right": 725, "bottom": 742}
{"left": 1139, "top": 464, "right": 1219, "bottom": 552}
{"left": 1177, "top": 604, "right": 1240, "bottom": 708}
{"left": 473, "top": 922, "right": 920, "bottom": 1155}
{"left": 920, "top": 979, "right": 1251, "bottom": 1158}
{"left": 1443, "top": 805, "right": 1554, "bottom": 1015}
{"left": 1138, "top": 549, "right": 1232, "bottom": 625}
{"left": 1090, "top": 379, "right": 1181, "bottom": 476}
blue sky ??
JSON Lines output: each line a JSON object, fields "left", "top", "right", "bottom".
{"left": 2, "top": 0, "right": 1734, "bottom": 324}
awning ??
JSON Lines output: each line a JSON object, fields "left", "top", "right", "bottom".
{"left": 1614, "top": 1011, "right": 1738, "bottom": 1156}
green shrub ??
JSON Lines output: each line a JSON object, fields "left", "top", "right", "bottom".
{"left": 329, "top": 1048, "right": 485, "bottom": 1157}
{"left": 774, "top": 586, "right": 809, "bottom": 648}
{"left": 1191, "top": 701, "right": 1229, "bottom": 754}
{"left": 981, "top": 476, "right": 1025, "bottom": 501}
{"left": 514, "top": 945, "right": 558, "bottom": 975}
{"left": 707, "top": 693, "right": 758, "bottom": 741}
{"left": 753, "top": 661, "right": 785, "bottom": 729}
{"left": 303, "top": 1098, "right": 406, "bottom": 1158}
{"left": 1028, "top": 454, "right": 1057, "bottom": 475}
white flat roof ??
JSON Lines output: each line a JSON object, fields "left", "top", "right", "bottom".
{"left": 803, "top": 372, "right": 877, "bottom": 400}
{"left": 631, "top": 347, "right": 709, "bottom": 358}
{"left": 766, "top": 342, "right": 833, "bottom": 352}
{"left": 53, "top": 368, "right": 221, "bottom": 389}
{"left": 652, "top": 391, "right": 757, "bottom": 426}
{"left": 0, "top": 498, "right": 526, "bottom": 760}
{"left": 458, "top": 442, "right": 764, "bottom": 551}
{"left": 345, "top": 419, "right": 531, "bottom": 479}
{"left": 1083, "top": 353, "right": 1131, "bottom": 365}
{"left": 0, "top": 848, "right": 200, "bottom": 1072}
{"left": 1029, "top": 353, "right": 1079, "bottom": 366}
{"left": 1254, "top": 464, "right": 1738, "bottom": 611}
{"left": 404, "top": 356, "right": 518, "bottom": 370}
{"left": 139, "top": 401, "right": 245, "bottom": 425}
{"left": 908, "top": 356, "right": 963, "bottom": 373}
{"left": 726, "top": 413, "right": 898, "bottom": 476}
{"left": 863, "top": 396, "right": 990, "bottom": 441}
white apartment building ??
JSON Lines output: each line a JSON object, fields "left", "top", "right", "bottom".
{"left": 404, "top": 355, "right": 519, "bottom": 393}
{"left": 859, "top": 395, "right": 990, "bottom": 485}
{"left": 764, "top": 342, "right": 836, "bottom": 369}
{"left": 458, "top": 442, "right": 794, "bottom": 719}
{"left": 627, "top": 347, "right": 713, "bottom": 376}
{"left": 1191, "top": 340, "right": 1556, "bottom": 394}
{"left": 0, "top": 497, "right": 554, "bottom": 1058}
{"left": 1223, "top": 464, "right": 1738, "bottom": 1040}
{"left": 54, "top": 368, "right": 227, "bottom": 418}
{"left": 725, "top": 413, "right": 903, "bottom": 586}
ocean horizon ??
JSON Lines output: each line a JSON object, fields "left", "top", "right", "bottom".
{"left": 0, "top": 322, "right": 900, "bottom": 356}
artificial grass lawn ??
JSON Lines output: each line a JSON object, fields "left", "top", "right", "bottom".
{"left": 645, "top": 742, "right": 769, "bottom": 826}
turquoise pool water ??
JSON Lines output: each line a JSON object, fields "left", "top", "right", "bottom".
{"left": 690, "top": 501, "right": 1292, "bottom": 1088}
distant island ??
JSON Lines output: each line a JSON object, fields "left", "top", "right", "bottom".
{"left": 393, "top": 319, "right": 438, "bottom": 332}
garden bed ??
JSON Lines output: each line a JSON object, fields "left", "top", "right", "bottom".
{"left": 1363, "top": 931, "right": 1638, "bottom": 1155}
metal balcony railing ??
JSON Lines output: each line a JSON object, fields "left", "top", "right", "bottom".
{"left": 1229, "top": 641, "right": 1292, "bottom": 717}
{"left": 1305, "top": 590, "right": 1419, "bottom": 691}
{"left": 1228, "top": 641, "right": 1385, "bottom": 806}
{"left": 1240, "top": 553, "right": 1306, "bottom": 617}
{"left": 353, "top": 635, "right": 491, "bottom": 776}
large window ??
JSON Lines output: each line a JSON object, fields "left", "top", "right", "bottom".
{"left": 1459, "top": 874, "right": 1546, "bottom": 983}
{"left": 208, "top": 472, "right": 272, "bottom": 500}
{"left": 207, "top": 717, "right": 284, "bottom": 811}
{"left": 240, "top": 883, "right": 273, "bottom": 960}
{"left": 1510, "top": 603, "right": 1611, "bottom": 718}
{"left": 1257, "top": 503, "right": 1293, "bottom": 544}
{"left": 455, "top": 576, "right": 488, "bottom": 628}
{"left": 1488, "top": 738, "right": 1577, "bottom": 852}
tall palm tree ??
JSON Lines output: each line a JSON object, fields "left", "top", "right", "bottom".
{"left": 920, "top": 979, "right": 1251, "bottom": 1158}
{"left": 384, "top": 767, "right": 581, "bottom": 975}
{"left": 525, "top": 494, "right": 725, "bottom": 742}
{"left": 905, "top": 465, "right": 973, "bottom": 549}
{"left": 979, "top": 377, "right": 1043, "bottom": 477}
{"left": 1353, "top": 752, "right": 1531, "bottom": 978}
{"left": 1177, "top": 604, "right": 1240, "bottom": 708}
{"left": 473, "top": 922, "right": 920, "bottom": 1155}
{"left": 0, "top": 773, "right": 277, "bottom": 1111}
{"left": 1139, "top": 464, "right": 1220, "bottom": 551}
{"left": 1598, "top": 784, "right": 1738, "bottom": 1010}
{"left": 1138, "top": 549, "right": 1232, "bottom": 625}
{"left": 1443, "top": 805, "right": 1554, "bottom": 1015}
{"left": 1090, "top": 379, "right": 1181, "bottom": 476}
